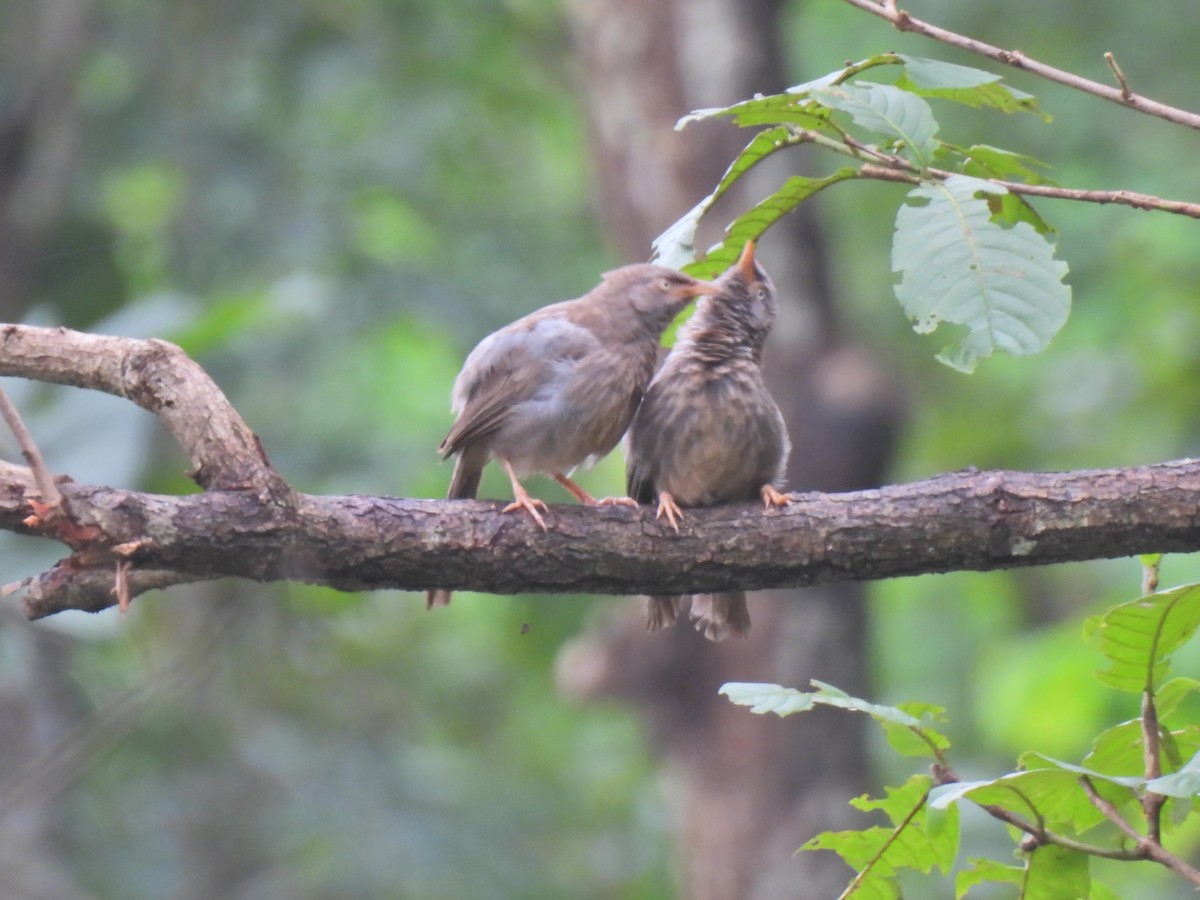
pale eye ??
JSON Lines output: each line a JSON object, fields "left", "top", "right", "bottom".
{"left": 756, "top": 287, "right": 769, "bottom": 301}
{"left": 659, "top": 277, "right": 674, "bottom": 291}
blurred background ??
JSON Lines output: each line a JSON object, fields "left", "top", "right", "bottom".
{"left": 2, "top": 0, "right": 1200, "bottom": 897}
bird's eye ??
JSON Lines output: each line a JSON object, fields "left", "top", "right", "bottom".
{"left": 755, "top": 287, "right": 769, "bottom": 301}
{"left": 658, "top": 277, "right": 674, "bottom": 291}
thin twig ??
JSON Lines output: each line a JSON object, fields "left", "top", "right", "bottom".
{"left": 931, "top": 768, "right": 1141, "bottom": 862}
{"left": 0, "top": 385, "right": 61, "bottom": 507}
{"left": 1080, "top": 776, "right": 1200, "bottom": 886}
{"left": 1141, "top": 690, "right": 1165, "bottom": 843}
{"left": 840, "top": 0, "right": 1200, "bottom": 131}
{"left": 789, "top": 127, "right": 1200, "bottom": 219}
{"left": 1079, "top": 776, "right": 1143, "bottom": 842}
{"left": 1105, "top": 51, "right": 1132, "bottom": 100}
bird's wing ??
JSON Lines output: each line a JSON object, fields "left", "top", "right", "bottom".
{"left": 439, "top": 308, "right": 598, "bottom": 457}
{"left": 624, "top": 379, "right": 668, "bottom": 505}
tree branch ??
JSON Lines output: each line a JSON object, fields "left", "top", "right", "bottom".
{"left": 794, "top": 129, "right": 1200, "bottom": 220}
{"left": 841, "top": 0, "right": 1200, "bottom": 131}
{"left": 3, "top": 323, "right": 1200, "bottom": 620}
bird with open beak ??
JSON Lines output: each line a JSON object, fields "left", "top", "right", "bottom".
{"left": 626, "top": 241, "right": 791, "bottom": 640}
{"left": 426, "top": 263, "right": 721, "bottom": 608}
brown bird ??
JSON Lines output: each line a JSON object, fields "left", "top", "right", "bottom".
{"left": 626, "top": 241, "right": 790, "bottom": 640}
{"left": 426, "top": 264, "right": 721, "bottom": 608}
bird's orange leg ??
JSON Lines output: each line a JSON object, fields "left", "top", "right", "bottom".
{"left": 656, "top": 491, "right": 684, "bottom": 532}
{"left": 760, "top": 484, "right": 791, "bottom": 510}
{"left": 552, "top": 473, "right": 596, "bottom": 505}
{"left": 500, "top": 459, "right": 548, "bottom": 530}
{"left": 553, "top": 473, "right": 638, "bottom": 508}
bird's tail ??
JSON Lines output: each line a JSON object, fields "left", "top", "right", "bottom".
{"left": 645, "top": 596, "right": 684, "bottom": 631}
{"left": 689, "top": 592, "right": 750, "bottom": 641}
{"left": 426, "top": 448, "right": 485, "bottom": 609}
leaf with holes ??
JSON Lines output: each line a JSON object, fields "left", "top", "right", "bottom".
{"left": 892, "top": 175, "right": 1070, "bottom": 372}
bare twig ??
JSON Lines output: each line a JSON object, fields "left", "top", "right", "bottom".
{"left": 840, "top": 0, "right": 1200, "bottom": 131}
{"left": 1141, "top": 690, "right": 1165, "bottom": 843}
{"left": 0, "top": 385, "right": 61, "bottom": 507}
{"left": 1080, "top": 776, "right": 1200, "bottom": 885}
{"left": 1105, "top": 51, "right": 1132, "bottom": 100}
{"left": 932, "top": 767, "right": 1140, "bottom": 861}
{"left": 791, "top": 128, "right": 1200, "bottom": 219}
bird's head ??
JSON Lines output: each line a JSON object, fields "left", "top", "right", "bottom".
{"left": 603, "top": 265, "right": 721, "bottom": 336}
{"left": 686, "top": 244, "right": 777, "bottom": 362}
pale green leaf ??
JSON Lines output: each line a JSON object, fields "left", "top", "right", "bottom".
{"left": 1083, "top": 584, "right": 1200, "bottom": 692}
{"left": 897, "top": 54, "right": 1047, "bottom": 119}
{"left": 813, "top": 82, "right": 938, "bottom": 167}
{"left": 1147, "top": 749, "right": 1200, "bottom": 797}
{"left": 892, "top": 174, "right": 1071, "bottom": 372}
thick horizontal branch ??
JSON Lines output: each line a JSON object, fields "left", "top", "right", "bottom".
{"left": 4, "top": 458, "right": 1200, "bottom": 618}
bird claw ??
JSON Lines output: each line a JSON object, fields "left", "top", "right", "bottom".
{"left": 594, "top": 495, "right": 639, "bottom": 508}
{"left": 760, "top": 484, "right": 791, "bottom": 510}
{"left": 503, "top": 489, "right": 549, "bottom": 530}
{"left": 656, "top": 491, "right": 684, "bottom": 532}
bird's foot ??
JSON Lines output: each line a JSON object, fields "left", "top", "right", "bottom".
{"left": 503, "top": 485, "right": 549, "bottom": 530}
{"left": 760, "top": 484, "right": 791, "bottom": 510}
{"left": 656, "top": 491, "right": 684, "bottom": 532}
{"left": 593, "top": 495, "right": 638, "bottom": 508}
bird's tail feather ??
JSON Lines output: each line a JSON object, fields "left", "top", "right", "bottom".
{"left": 646, "top": 596, "right": 684, "bottom": 631}
{"left": 689, "top": 592, "right": 750, "bottom": 641}
{"left": 426, "top": 448, "right": 487, "bottom": 609}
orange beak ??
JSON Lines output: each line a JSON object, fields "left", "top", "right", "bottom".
{"left": 736, "top": 240, "right": 757, "bottom": 282}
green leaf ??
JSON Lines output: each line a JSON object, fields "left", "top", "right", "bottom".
{"left": 686, "top": 169, "right": 858, "bottom": 278}
{"left": 652, "top": 125, "right": 799, "bottom": 269}
{"left": 804, "top": 774, "right": 957, "bottom": 899}
{"left": 896, "top": 54, "right": 1048, "bottom": 119}
{"left": 677, "top": 54, "right": 906, "bottom": 130}
{"left": 957, "top": 857, "right": 1024, "bottom": 897}
{"left": 961, "top": 144, "right": 1055, "bottom": 184}
{"left": 1157, "top": 676, "right": 1200, "bottom": 717}
{"left": 1083, "top": 584, "right": 1200, "bottom": 692}
{"left": 720, "top": 680, "right": 950, "bottom": 758}
{"left": 813, "top": 83, "right": 938, "bottom": 167}
{"left": 677, "top": 93, "right": 834, "bottom": 130}
{"left": 1022, "top": 845, "right": 1090, "bottom": 900}
{"left": 930, "top": 766, "right": 1114, "bottom": 833}
{"left": 892, "top": 174, "right": 1071, "bottom": 372}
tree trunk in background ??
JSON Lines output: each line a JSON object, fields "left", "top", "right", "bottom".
{"left": 561, "top": 1, "right": 905, "bottom": 896}
{"left": 0, "top": 4, "right": 99, "bottom": 897}
{"left": 0, "top": 0, "right": 93, "bottom": 322}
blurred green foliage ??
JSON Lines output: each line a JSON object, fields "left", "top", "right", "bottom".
{"left": 3, "top": 0, "right": 1200, "bottom": 897}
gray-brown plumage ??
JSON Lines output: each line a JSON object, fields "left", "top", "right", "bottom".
{"left": 626, "top": 241, "right": 791, "bottom": 640}
{"left": 426, "top": 264, "right": 720, "bottom": 608}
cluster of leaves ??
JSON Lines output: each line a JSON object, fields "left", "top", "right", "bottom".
{"left": 722, "top": 564, "right": 1200, "bottom": 898}
{"left": 654, "top": 53, "right": 1071, "bottom": 373}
